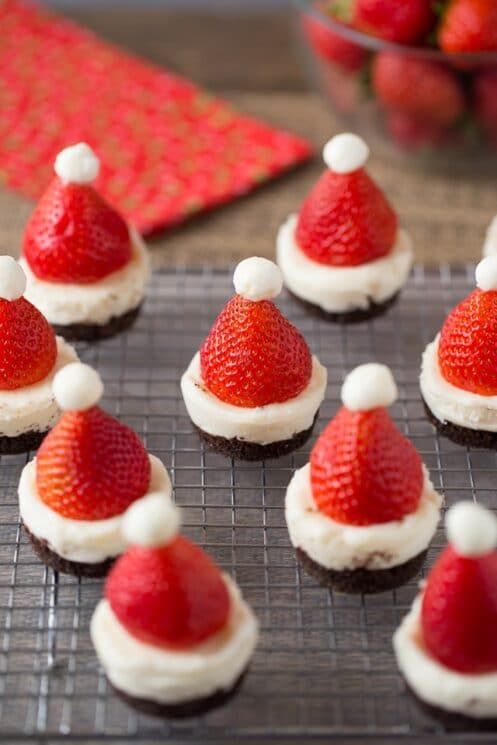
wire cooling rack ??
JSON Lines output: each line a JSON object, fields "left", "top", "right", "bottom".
{"left": 0, "top": 264, "right": 496, "bottom": 745}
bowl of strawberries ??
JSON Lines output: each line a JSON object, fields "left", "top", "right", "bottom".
{"left": 296, "top": 0, "right": 497, "bottom": 165}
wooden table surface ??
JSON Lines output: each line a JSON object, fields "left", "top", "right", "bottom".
{"left": 1, "top": 6, "right": 496, "bottom": 267}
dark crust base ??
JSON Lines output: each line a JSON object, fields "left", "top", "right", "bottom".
{"left": 0, "top": 429, "right": 48, "bottom": 455}
{"left": 23, "top": 525, "right": 115, "bottom": 578}
{"left": 52, "top": 304, "right": 142, "bottom": 342}
{"left": 405, "top": 682, "right": 497, "bottom": 732}
{"left": 111, "top": 668, "right": 248, "bottom": 719}
{"left": 295, "top": 547, "right": 427, "bottom": 594}
{"left": 288, "top": 289, "right": 400, "bottom": 324}
{"left": 193, "top": 412, "right": 318, "bottom": 462}
{"left": 422, "top": 397, "right": 497, "bottom": 450}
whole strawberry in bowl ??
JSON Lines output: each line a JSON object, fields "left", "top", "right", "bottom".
{"left": 295, "top": 0, "right": 497, "bottom": 167}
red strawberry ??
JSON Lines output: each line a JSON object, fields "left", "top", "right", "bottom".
{"left": 37, "top": 406, "right": 151, "bottom": 520}
{"left": 106, "top": 535, "right": 230, "bottom": 649}
{"left": 385, "top": 111, "right": 450, "bottom": 151}
{"left": 295, "top": 163, "right": 397, "bottom": 267}
{"left": 200, "top": 294, "right": 312, "bottom": 408}
{"left": 311, "top": 406, "right": 423, "bottom": 525}
{"left": 354, "top": 0, "right": 434, "bottom": 44}
{"left": 0, "top": 296, "right": 57, "bottom": 391}
{"left": 302, "top": 14, "right": 367, "bottom": 72}
{"left": 439, "top": 0, "right": 497, "bottom": 53}
{"left": 372, "top": 52, "right": 465, "bottom": 127}
{"left": 438, "top": 288, "right": 497, "bottom": 396}
{"left": 473, "top": 68, "right": 497, "bottom": 136}
{"left": 421, "top": 502, "right": 497, "bottom": 674}
{"left": 23, "top": 176, "right": 131, "bottom": 284}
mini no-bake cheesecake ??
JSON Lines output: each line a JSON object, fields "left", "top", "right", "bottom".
{"left": 91, "top": 497, "right": 259, "bottom": 718}
{"left": 395, "top": 501, "right": 497, "bottom": 731}
{"left": 421, "top": 256, "right": 497, "bottom": 448}
{"left": 20, "top": 143, "right": 150, "bottom": 341}
{"left": 0, "top": 256, "right": 78, "bottom": 454}
{"left": 276, "top": 133, "right": 413, "bottom": 322}
{"left": 285, "top": 364, "right": 442, "bottom": 594}
{"left": 19, "top": 363, "right": 169, "bottom": 577}
{"left": 181, "top": 257, "right": 327, "bottom": 461}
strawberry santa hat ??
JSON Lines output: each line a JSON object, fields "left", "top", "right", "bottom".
{"left": 105, "top": 500, "right": 231, "bottom": 649}
{"left": 35, "top": 362, "right": 151, "bottom": 521}
{"left": 22, "top": 143, "right": 132, "bottom": 284}
{"left": 286, "top": 363, "right": 442, "bottom": 594}
{"left": 394, "top": 501, "right": 497, "bottom": 727}
{"left": 91, "top": 494, "right": 259, "bottom": 716}
{"left": 421, "top": 255, "right": 497, "bottom": 450}
{"left": 421, "top": 501, "right": 497, "bottom": 674}
{"left": 201, "top": 256, "right": 312, "bottom": 408}
{"left": 0, "top": 256, "right": 57, "bottom": 391}
{"left": 295, "top": 133, "right": 398, "bottom": 267}
{"left": 182, "top": 256, "right": 327, "bottom": 461}
{"left": 276, "top": 134, "right": 413, "bottom": 323}
{"left": 439, "top": 256, "right": 497, "bottom": 396}
{"left": 311, "top": 363, "right": 423, "bottom": 525}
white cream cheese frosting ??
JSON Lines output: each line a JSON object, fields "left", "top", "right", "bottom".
{"left": 19, "top": 455, "right": 170, "bottom": 564}
{"left": 20, "top": 227, "right": 150, "bottom": 327}
{"left": 181, "top": 352, "right": 327, "bottom": 445}
{"left": 91, "top": 574, "right": 259, "bottom": 705}
{"left": 394, "top": 596, "right": 497, "bottom": 719}
{"left": 420, "top": 335, "right": 497, "bottom": 432}
{"left": 276, "top": 214, "right": 413, "bottom": 313}
{"left": 285, "top": 463, "right": 442, "bottom": 571}
{"left": 0, "top": 336, "right": 78, "bottom": 437}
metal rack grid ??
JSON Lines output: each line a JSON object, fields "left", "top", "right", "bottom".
{"left": 0, "top": 265, "right": 495, "bottom": 744}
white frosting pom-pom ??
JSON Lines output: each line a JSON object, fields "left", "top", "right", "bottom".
{"left": 52, "top": 362, "right": 104, "bottom": 411}
{"left": 341, "top": 363, "right": 398, "bottom": 412}
{"left": 54, "top": 143, "right": 100, "bottom": 185}
{"left": 475, "top": 256, "right": 497, "bottom": 291}
{"left": 446, "top": 501, "right": 497, "bottom": 557}
{"left": 483, "top": 215, "right": 497, "bottom": 258}
{"left": 0, "top": 257, "right": 26, "bottom": 301}
{"left": 233, "top": 257, "right": 283, "bottom": 301}
{"left": 122, "top": 493, "right": 181, "bottom": 548}
{"left": 323, "top": 133, "right": 370, "bottom": 174}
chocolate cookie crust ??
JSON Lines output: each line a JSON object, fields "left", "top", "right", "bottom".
{"left": 193, "top": 412, "right": 318, "bottom": 462}
{"left": 111, "top": 668, "right": 248, "bottom": 719}
{"left": 295, "top": 547, "right": 427, "bottom": 594}
{"left": 288, "top": 290, "right": 400, "bottom": 324}
{"left": 0, "top": 429, "right": 48, "bottom": 455}
{"left": 406, "top": 683, "right": 497, "bottom": 732}
{"left": 52, "top": 304, "right": 142, "bottom": 342}
{"left": 23, "top": 525, "right": 115, "bottom": 578}
{"left": 422, "top": 397, "right": 497, "bottom": 450}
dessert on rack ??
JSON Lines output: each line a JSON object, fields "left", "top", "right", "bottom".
{"left": 19, "top": 363, "right": 169, "bottom": 577}
{"left": 421, "top": 256, "right": 497, "bottom": 448}
{"left": 181, "top": 257, "right": 327, "bottom": 461}
{"left": 276, "top": 133, "right": 413, "bottom": 322}
{"left": 20, "top": 143, "right": 150, "bottom": 341}
{"left": 91, "top": 497, "right": 258, "bottom": 718}
{"left": 285, "top": 363, "right": 442, "bottom": 593}
{"left": 0, "top": 256, "right": 78, "bottom": 454}
{"left": 394, "top": 501, "right": 497, "bottom": 731}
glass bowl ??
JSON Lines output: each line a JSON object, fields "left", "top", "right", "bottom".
{"left": 294, "top": 0, "right": 497, "bottom": 171}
